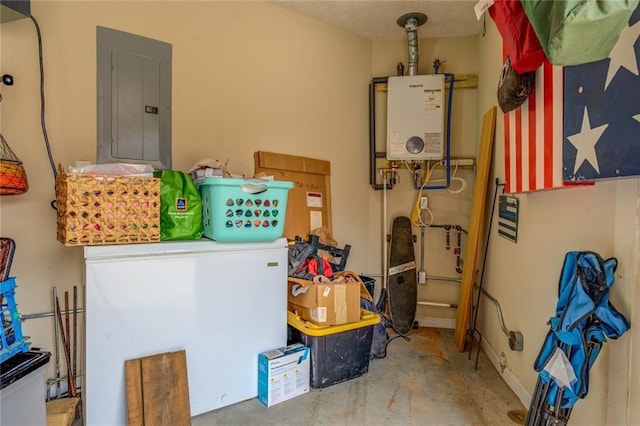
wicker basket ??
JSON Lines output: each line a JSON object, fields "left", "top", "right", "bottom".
{"left": 55, "top": 167, "right": 161, "bottom": 246}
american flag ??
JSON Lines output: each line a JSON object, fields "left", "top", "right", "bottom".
{"left": 563, "top": 6, "right": 640, "bottom": 182}
{"left": 504, "top": 59, "right": 565, "bottom": 194}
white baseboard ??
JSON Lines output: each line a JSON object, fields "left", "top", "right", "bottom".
{"left": 480, "top": 339, "right": 531, "bottom": 408}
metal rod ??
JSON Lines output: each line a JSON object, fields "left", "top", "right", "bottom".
{"left": 478, "top": 286, "right": 511, "bottom": 338}
{"left": 55, "top": 295, "right": 75, "bottom": 397}
{"left": 455, "top": 227, "right": 463, "bottom": 273}
{"left": 420, "top": 225, "right": 425, "bottom": 273}
{"left": 474, "top": 332, "right": 483, "bottom": 369}
{"left": 369, "top": 81, "right": 377, "bottom": 188}
{"left": 64, "top": 291, "right": 74, "bottom": 396}
{"left": 536, "top": 380, "right": 551, "bottom": 425}
{"left": 444, "top": 73, "right": 454, "bottom": 188}
{"left": 468, "top": 328, "right": 477, "bottom": 360}
{"left": 553, "top": 386, "right": 564, "bottom": 423}
{"left": 383, "top": 172, "right": 388, "bottom": 294}
{"left": 73, "top": 285, "right": 78, "bottom": 398}
{"left": 445, "top": 226, "right": 451, "bottom": 250}
{"left": 525, "top": 376, "right": 544, "bottom": 425}
{"left": 376, "top": 170, "right": 389, "bottom": 314}
{"left": 426, "top": 274, "right": 461, "bottom": 283}
{"left": 468, "top": 179, "right": 501, "bottom": 351}
{"left": 430, "top": 223, "right": 469, "bottom": 234}
{"left": 369, "top": 77, "right": 392, "bottom": 190}
{"left": 417, "top": 301, "right": 457, "bottom": 308}
{"left": 52, "top": 287, "right": 61, "bottom": 399}
{"left": 20, "top": 308, "right": 85, "bottom": 321}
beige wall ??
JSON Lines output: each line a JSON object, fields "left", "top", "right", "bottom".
{"left": 476, "top": 18, "right": 638, "bottom": 425}
{"left": 1, "top": 2, "right": 637, "bottom": 424}
{"left": 1, "top": 0, "right": 372, "bottom": 390}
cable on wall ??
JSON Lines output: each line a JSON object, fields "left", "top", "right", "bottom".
{"left": 30, "top": 15, "right": 57, "bottom": 180}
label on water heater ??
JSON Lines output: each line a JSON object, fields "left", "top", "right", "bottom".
{"left": 388, "top": 130, "right": 405, "bottom": 157}
{"left": 423, "top": 89, "right": 442, "bottom": 111}
{"left": 424, "top": 133, "right": 443, "bottom": 154}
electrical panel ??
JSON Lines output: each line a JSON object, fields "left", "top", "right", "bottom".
{"left": 386, "top": 74, "right": 445, "bottom": 161}
{"left": 97, "top": 26, "right": 172, "bottom": 170}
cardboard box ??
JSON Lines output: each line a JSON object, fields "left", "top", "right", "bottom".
{"left": 254, "top": 151, "right": 332, "bottom": 240}
{"left": 258, "top": 343, "right": 310, "bottom": 407}
{"left": 287, "top": 278, "right": 362, "bottom": 326}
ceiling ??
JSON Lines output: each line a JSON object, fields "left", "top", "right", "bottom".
{"left": 269, "top": 0, "right": 484, "bottom": 41}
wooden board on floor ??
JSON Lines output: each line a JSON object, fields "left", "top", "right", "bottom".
{"left": 453, "top": 106, "right": 497, "bottom": 352}
{"left": 125, "top": 350, "right": 191, "bottom": 426}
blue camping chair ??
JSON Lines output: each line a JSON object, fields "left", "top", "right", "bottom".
{"left": 526, "top": 251, "right": 630, "bottom": 426}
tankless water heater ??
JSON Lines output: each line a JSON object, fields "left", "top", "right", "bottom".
{"left": 386, "top": 74, "right": 445, "bottom": 161}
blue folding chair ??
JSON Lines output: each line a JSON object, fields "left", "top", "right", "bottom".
{"left": 526, "top": 251, "right": 630, "bottom": 425}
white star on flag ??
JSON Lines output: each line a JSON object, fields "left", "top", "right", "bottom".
{"left": 634, "top": 114, "right": 640, "bottom": 122}
{"left": 605, "top": 18, "right": 640, "bottom": 89}
{"left": 567, "top": 107, "right": 609, "bottom": 175}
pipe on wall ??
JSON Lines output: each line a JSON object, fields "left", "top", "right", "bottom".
{"left": 397, "top": 13, "right": 427, "bottom": 76}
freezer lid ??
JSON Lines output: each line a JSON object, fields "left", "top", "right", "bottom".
{"left": 84, "top": 238, "right": 287, "bottom": 260}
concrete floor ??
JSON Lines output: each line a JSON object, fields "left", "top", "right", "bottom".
{"left": 192, "top": 327, "right": 527, "bottom": 426}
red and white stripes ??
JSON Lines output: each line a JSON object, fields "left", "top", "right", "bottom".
{"left": 504, "top": 59, "right": 564, "bottom": 193}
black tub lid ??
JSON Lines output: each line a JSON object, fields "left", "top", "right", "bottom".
{"left": 0, "top": 349, "right": 51, "bottom": 389}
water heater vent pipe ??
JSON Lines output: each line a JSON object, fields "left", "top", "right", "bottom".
{"left": 397, "top": 12, "right": 427, "bottom": 76}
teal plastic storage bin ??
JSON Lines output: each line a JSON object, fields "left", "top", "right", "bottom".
{"left": 197, "top": 177, "right": 294, "bottom": 242}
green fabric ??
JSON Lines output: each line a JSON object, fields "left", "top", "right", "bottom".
{"left": 154, "top": 170, "right": 203, "bottom": 241}
{"left": 522, "top": 0, "right": 639, "bottom": 65}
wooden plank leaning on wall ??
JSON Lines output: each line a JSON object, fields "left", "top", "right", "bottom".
{"left": 454, "top": 106, "right": 497, "bottom": 352}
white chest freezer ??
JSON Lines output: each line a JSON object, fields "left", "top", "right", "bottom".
{"left": 84, "top": 239, "right": 288, "bottom": 425}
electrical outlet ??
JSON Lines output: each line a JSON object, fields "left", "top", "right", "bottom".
{"left": 420, "top": 196, "right": 429, "bottom": 210}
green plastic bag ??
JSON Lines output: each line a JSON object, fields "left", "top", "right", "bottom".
{"left": 522, "top": 0, "right": 640, "bottom": 66}
{"left": 154, "top": 170, "right": 203, "bottom": 241}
